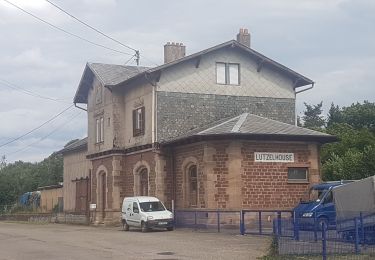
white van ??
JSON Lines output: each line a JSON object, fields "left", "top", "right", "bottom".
{"left": 121, "top": 196, "right": 174, "bottom": 232}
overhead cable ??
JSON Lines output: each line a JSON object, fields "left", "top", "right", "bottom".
{"left": 44, "top": 0, "right": 138, "bottom": 53}
{"left": 2, "top": 0, "right": 133, "bottom": 56}
{"left": 0, "top": 78, "right": 70, "bottom": 104}
{"left": 5, "top": 111, "right": 82, "bottom": 157}
{"left": 0, "top": 104, "right": 74, "bottom": 149}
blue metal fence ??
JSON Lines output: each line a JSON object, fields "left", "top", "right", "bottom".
{"left": 174, "top": 209, "right": 292, "bottom": 234}
{"left": 175, "top": 209, "right": 375, "bottom": 258}
{"left": 275, "top": 211, "right": 375, "bottom": 259}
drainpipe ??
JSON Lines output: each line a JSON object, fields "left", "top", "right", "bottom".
{"left": 151, "top": 84, "right": 156, "bottom": 144}
{"left": 171, "top": 147, "right": 176, "bottom": 207}
{"left": 295, "top": 82, "right": 314, "bottom": 125}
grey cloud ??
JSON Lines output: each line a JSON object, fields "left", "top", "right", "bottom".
{"left": 0, "top": 0, "right": 374, "bottom": 162}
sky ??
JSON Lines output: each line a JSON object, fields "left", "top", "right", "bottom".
{"left": 0, "top": 0, "right": 374, "bottom": 163}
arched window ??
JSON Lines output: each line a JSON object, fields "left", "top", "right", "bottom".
{"left": 139, "top": 168, "right": 149, "bottom": 196}
{"left": 188, "top": 165, "right": 198, "bottom": 207}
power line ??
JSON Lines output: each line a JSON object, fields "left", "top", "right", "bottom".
{"left": 5, "top": 111, "right": 82, "bottom": 157}
{"left": 2, "top": 0, "right": 133, "bottom": 56}
{"left": 0, "top": 78, "right": 70, "bottom": 104}
{"left": 0, "top": 104, "right": 74, "bottom": 149}
{"left": 124, "top": 54, "right": 136, "bottom": 65}
{"left": 44, "top": 0, "right": 138, "bottom": 53}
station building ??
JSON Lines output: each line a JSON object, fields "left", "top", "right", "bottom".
{"left": 60, "top": 29, "right": 336, "bottom": 224}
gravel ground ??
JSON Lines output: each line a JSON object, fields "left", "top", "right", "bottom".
{"left": 0, "top": 222, "right": 268, "bottom": 260}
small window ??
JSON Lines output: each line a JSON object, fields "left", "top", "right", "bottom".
{"left": 216, "top": 62, "right": 240, "bottom": 85}
{"left": 96, "top": 117, "right": 104, "bottom": 143}
{"left": 188, "top": 165, "right": 198, "bottom": 206}
{"left": 133, "top": 202, "right": 139, "bottom": 213}
{"left": 324, "top": 191, "right": 333, "bottom": 204}
{"left": 133, "top": 107, "right": 145, "bottom": 137}
{"left": 288, "top": 168, "right": 308, "bottom": 182}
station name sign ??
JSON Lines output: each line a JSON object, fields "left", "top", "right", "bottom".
{"left": 254, "top": 152, "right": 294, "bottom": 163}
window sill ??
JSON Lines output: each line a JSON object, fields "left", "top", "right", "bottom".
{"left": 287, "top": 180, "right": 309, "bottom": 184}
{"left": 133, "top": 133, "right": 145, "bottom": 137}
{"left": 216, "top": 82, "right": 240, "bottom": 86}
{"left": 95, "top": 142, "right": 104, "bottom": 145}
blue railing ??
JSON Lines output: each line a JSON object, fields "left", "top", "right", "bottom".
{"left": 174, "top": 209, "right": 292, "bottom": 235}
{"left": 275, "top": 211, "right": 375, "bottom": 259}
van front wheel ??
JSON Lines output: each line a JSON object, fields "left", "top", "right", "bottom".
{"left": 141, "top": 222, "right": 148, "bottom": 232}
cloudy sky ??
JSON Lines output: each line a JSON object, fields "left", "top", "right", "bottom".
{"left": 0, "top": 0, "right": 374, "bottom": 163}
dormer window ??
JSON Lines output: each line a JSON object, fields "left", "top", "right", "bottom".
{"left": 133, "top": 107, "right": 145, "bottom": 137}
{"left": 216, "top": 62, "right": 240, "bottom": 85}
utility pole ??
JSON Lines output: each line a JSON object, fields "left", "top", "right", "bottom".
{"left": 135, "top": 50, "right": 140, "bottom": 66}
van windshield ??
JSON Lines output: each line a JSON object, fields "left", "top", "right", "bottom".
{"left": 310, "top": 188, "right": 329, "bottom": 202}
{"left": 139, "top": 201, "right": 166, "bottom": 212}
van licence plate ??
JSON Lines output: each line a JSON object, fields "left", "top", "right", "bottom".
{"left": 158, "top": 222, "right": 167, "bottom": 225}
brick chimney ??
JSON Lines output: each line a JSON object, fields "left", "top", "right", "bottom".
{"left": 236, "top": 28, "right": 251, "bottom": 48}
{"left": 164, "top": 42, "right": 186, "bottom": 63}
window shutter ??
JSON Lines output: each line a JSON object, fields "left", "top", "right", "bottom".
{"left": 141, "top": 107, "right": 145, "bottom": 134}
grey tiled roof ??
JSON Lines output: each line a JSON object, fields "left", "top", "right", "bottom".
{"left": 75, "top": 40, "right": 314, "bottom": 104}
{"left": 59, "top": 137, "right": 88, "bottom": 154}
{"left": 163, "top": 113, "right": 336, "bottom": 144}
{"left": 88, "top": 63, "right": 149, "bottom": 86}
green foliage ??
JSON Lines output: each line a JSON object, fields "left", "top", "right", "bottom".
{"left": 302, "top": 101, "right": 325, "bottom": 129}
{"left": 0, "top": 152, "right": 63, "bottom": 206}
{"left": 301, "top": 101, "right": 375, "bottom": 181}
{"left": 0, "top": 155, "right": 6, "bottom": 170}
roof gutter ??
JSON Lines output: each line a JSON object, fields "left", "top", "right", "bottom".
{"left": 296, "top": 82, "right": 314, "bottom": 94}
{"left": 74, "top": 103, "right": 87, "bottom": 112}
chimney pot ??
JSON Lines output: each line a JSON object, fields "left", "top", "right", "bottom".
{"left": 236, "top": 28, "right": 251, "bottom": 48}
{"left": 164, "top": 41, "right": 186, "bottom": 63}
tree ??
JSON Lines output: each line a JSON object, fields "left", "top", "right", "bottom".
{"left": 326, "top": 103, "right": 343, "bottom": 128}
{"left": 321, "top": 101, "right": 375, "bottom": 181}
{"left": 302, "top": 101, "right": 325, "bottom": 129}
{"left": 0, "top": 155, "right": 6, "bottom": 170}
{"left": 340, "top": 101, "right": 375, "bottom": 132}
{"left": 0, "top": 152, "right": 63, "bottom": 207}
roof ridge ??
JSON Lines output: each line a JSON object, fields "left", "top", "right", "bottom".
{"left": 231, "top": 113, "right": 248, "bottom": 132}
{"left": 199, "top": 115, "right": 241, "bottom": 135}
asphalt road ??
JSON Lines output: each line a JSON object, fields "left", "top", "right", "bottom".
{"left": 0, "top": 222, "right": 268, "bottom": 260}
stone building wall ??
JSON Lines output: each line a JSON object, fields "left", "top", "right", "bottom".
{"left": 157, "top": 92, "right": 295, "bottom": 141}
{"left": 240, "top": 141, "right": 320, "bottom": 209}
{"left": 171, "top": 140, "right": 321, "bottom": 210}
{"left": 172, "top": 143, "right": 206, "bottom": 208}
{"left": 156, "top": 47, "right": 297, "bottom": 142}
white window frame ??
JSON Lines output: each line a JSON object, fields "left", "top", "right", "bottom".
{"left": 216, "top": 62, "right": 240, "bottom": 85}
{"left": 133, "top": 107, "right": 145, "bottom": 137}
{"left": 287, "top": 167, "right": 308, "bottom": 182}
{"left": 96, "top": 117, "right": 104, "bottom": 143}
